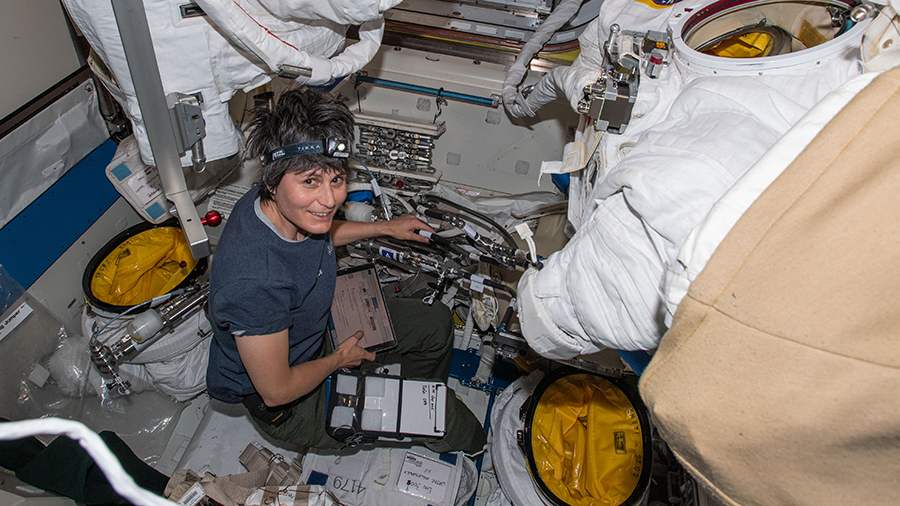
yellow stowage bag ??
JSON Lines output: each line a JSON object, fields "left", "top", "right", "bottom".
{"left": 90, "top": 227, "right": 197, "bottom": 307}
{"left": 530, "top": 374, "right": 643, "bottom": 506}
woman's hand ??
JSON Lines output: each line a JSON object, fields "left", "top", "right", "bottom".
{"left": 333, "top": 331, "right": 376, "bottom": 368}
{"left": 380, "top": 214, "right": 434, "bottom": 244}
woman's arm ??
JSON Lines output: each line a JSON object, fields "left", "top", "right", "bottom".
{"left": 330, "top": 214, "right": 434, "bottom": 247}
{"left": 236, "top": 329, "right": 375, "bottom": 407}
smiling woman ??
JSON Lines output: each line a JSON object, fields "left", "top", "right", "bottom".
{"left": 204, "top": 87, "right": 487, "bottom": 455}
{"left": 248, "top": 88, "right": 354, "bottom": 202}
{"left": 262, "top": 168, "right": 348, "bottom": 240}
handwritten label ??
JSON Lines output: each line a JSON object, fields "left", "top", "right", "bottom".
{"left": 0, "top": 302, "right": 33, "bottom": 343}
{"left": 332, "top": 475, "right": 366, "bottom": 496}
{"left": 127, "top": 166, "right": 163, "bottom": 206}
{"left": 397, "top": 452, "right": 452, "bottom": 503}
{"left": 400, "top": 382, "right": 445, "bottom": 435}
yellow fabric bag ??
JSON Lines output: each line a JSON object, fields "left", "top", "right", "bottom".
{"left": 89, "top": 226, "right": 197, "bottom": 307}
{"left": 529, "top": 373, "right": 645, "bottom": 506}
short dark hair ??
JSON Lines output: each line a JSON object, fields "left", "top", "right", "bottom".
{"left": 246, "top": 87, "right": 355, "bottom": 202}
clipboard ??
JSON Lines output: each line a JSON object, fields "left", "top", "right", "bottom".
{"left": 325, "top": 371, "right": 447, "bottom": 446}
{"left": 329, "top": 263, "right": 397, "bottom": 353}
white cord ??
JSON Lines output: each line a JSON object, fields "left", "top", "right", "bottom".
{"left": 463, "top": 306, "right": 477, "bottom": 350}
{"left": 380, "top": 187, "right": 416, "bottom": 214}
{"left": 0, "top": 418, "right": 177, "bottom": 506}
{"left": 472, "top": 343, "right": 496, "bottom": 385}
{"left": 514, "top": 222, "right": 540, "bottom": 268}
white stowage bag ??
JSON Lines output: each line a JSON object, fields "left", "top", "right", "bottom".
{"left": 518, "top": 0, "right": 866, "bottom": 354}
{"left": 299, "top": 447, "right": 476, "bottom": 506}
{"left": 487, "top": 371, "right": 546, "bottom": 506}
{"left": 62, "top": 0, "right": 401, "bottom": 167}
{"left": 45, "top": 306, "right": 212, "bottom": 401}
{"left": 47, "top": 334, "right": 156, "bottom": 397}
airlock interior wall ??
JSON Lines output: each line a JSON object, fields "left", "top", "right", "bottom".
{"left": 332, "top": 47, "right": 579, "bottom": 195}
{"left": 0, "top": 0, "right": 82, "bottom": 120}
{"left": 0, "top": 140, "right": 146, "bottom": 334}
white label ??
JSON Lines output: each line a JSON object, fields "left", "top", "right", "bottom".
{"left": 397, "top": 452, "right": 452, "bottom": 503}
{"left": 28, "top": 364, "right": 51, "bottom": 387}
{"left": 399, "top": 382, "right": 445, "bottom": 436}
{"left": 208, "top": 184, "right": 251, "bottom": 220}
{"left": 0, "top": 302, "right": 33, "bottom": 343}
{"left": 449, "top": 21, "right": 471, "bottom": 31}
{"left": 42, "top": 160, "right": 65, "bottom": 178}
{"left": 469, "top": 275, "right": 484, "bottom": 293}
{"left": 127, "top": 166, "right": 164, "bottom": 206}
{"left": 178, "top": 483, "right": 205, "bottom": 506}
{"left": 475, "top": 24, "right": 497, "bottom": 35}
{"left": 246, "top": 486, "right": 309, "bottom": 506}
{"left": 378, "top": 246, "right": 401, "bottom": 261}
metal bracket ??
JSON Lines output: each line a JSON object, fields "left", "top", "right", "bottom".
{"left": 167, "top": 92, "right": 204, "bottom": 155}
{"left": 168, "top": 92, "right": 206, "bottom": 173}
{"left": 111, "top": 0, "right": 210, "bottom": 258}
{"left": 576, "top": 25, "right": 673, "bottom": 135}
{"left": 277, "top": 64, "right": 313, "bottom": 80}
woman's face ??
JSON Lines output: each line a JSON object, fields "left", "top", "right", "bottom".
{"left": 268, "top": 166, "right": 347, "bottom": 239}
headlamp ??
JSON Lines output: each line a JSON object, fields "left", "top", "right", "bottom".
{"left": 263, "top": 137, "right": 351, "bottom": 165}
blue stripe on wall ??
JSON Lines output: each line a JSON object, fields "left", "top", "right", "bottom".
{"left": 0, "top": 139, "right": 119, "bottom": 289}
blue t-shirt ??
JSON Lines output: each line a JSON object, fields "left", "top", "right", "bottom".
{"left": 206, "top": 188, "right": 337, "bottom": 403}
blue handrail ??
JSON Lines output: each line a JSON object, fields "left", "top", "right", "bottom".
{"left": 354, "top": 74, "right": 498, "bottom": 107}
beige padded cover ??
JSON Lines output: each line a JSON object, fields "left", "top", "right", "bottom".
{"left": 640, "top": 66, "right": 900, "bottom": 506}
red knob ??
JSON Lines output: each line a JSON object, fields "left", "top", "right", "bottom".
{"left": 396, "top": 180, "right": 404, "bottom": 189}
{"left": 201, "top": 210, "right": 222, "bottom": 227}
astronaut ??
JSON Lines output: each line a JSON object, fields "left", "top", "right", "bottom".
{"left": 205, "top": 87, "right": 486, "bottom": 454}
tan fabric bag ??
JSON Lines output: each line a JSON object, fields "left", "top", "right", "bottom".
{"left": 640, "top": 66, "right": 900, "bottom": 506}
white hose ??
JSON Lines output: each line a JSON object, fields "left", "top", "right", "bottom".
{"left": 472, "top": 344, "right": 496, "bottom": 385}
{"left": 463, "top": 307, "right": 477, "bottom": 350}
{"left": 380, "top": 187, "right": 416, "bottom": 214}
{"left": 0, "top": 418, "right": 177, "bottom": 506}
{"left": 502, "top": 0, "right": 586, "bottom": 117}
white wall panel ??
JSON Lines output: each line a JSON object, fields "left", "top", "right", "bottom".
{"left": 0, "top": 0, "right": 82, "bottom": 119}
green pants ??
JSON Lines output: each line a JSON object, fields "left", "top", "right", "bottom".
{"left": 254, "top": 298, "right": 487, "bottom": 454}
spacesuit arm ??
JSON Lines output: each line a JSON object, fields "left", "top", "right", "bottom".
{"left": 193, "top": 0, "right": 401, "bottom": 85}
{"left": 518, "top": 195, "right": 669, "bottom": 356}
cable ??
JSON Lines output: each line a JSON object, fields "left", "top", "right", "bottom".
{"left": 354, "top": 75, "right": 498, "bottom": 107}
{"left": 89, "top": 287, "right": 194, "bottom": 346}
{"left": 380, "top": 187, "right": 416, "bottom": 214}
{"left": 502, "top": 0, "right": 585, "bottom": 117}
{"left": 425, "top": 195, "right": 519, "bottom": 249}
{"left": 0, "top": 418, "right": 177, "bottom": 506}
{"left": 350, "top": 155, "right": 377, "bottom": 181}
{"left": 351, "top": 156, "right": 392, "bottom": 220}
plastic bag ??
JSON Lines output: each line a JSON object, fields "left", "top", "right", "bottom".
{"left": 89, "top": 226, "right": 198, "bottom": 307}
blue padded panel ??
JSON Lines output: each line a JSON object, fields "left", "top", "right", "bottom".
{"left": 0, "top": 139, "right": 118, "bottom": 288}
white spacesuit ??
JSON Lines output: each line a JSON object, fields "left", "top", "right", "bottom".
{"left": 62, "top": 0, "right": 402, "bottom": 167}
{"left": 515, "top": 0, "right": 876, "bottom": 354}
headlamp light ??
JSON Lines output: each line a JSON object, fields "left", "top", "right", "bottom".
{"left": 264, "top": 137, "right": 351, "bottom": 165}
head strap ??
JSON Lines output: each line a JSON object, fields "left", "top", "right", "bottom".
{"left": 263, "top": 138, "right": 350, "bottom": 166}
